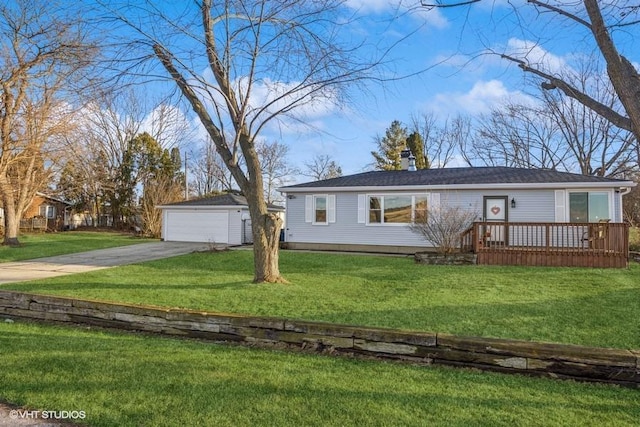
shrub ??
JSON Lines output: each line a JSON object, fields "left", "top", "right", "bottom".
{"left": 409, "top": 206, "right": 478, "bottom": 254}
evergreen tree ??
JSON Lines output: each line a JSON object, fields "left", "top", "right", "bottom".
{"left": 371, "top": 120, "right": 409, "bottom": 170}
{"left": 406, "top": 131, "right": 429, "bottom": 169}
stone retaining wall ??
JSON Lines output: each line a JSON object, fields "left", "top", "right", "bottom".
{"left": 0, "top": 290, "right": 637, "bottom": 387}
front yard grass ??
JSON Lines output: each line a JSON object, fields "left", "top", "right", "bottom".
{"left": 4, "top": 250, "right": 639, "bottom": 349}
{"left": 0, "top": 232, "right": 153, "bottom": 262}
{"left": 0, "top": 321, "right": 638, "bottom": 427}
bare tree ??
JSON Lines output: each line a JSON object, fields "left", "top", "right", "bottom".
{"left": 473, "top": 70, "right": 636, "bottom": 178}
{"left": 302, "top": 154, "right": 343, "bottom": 180}
{"left": 542, "top": 76, "right": 636, "bottom": 177}
{"left": 60, "top": 90, "right": 191, "bottom": 228}
{"left": 424, "top": 1, "right": 640, "bottom": 165}
{"left": 190, "top": 139, "right": 238, "bottom": 197}
{"left": 0, "top": 1, "right": 95, "bottom": 245}
{"left": 473, "top": 102, "right": 565, "bottom": 169}
{"left": 68, "top": 91, "right": 145, "bottom": 228}
{"left": 140, "top": 174, "right": 183, "bottom": 238}
{"left": 622, "top": 172, "right": 640, "bottom": 225}
{"left": 257, "top": 141, "right": 297, "bottom": 205}
{"left": 443, "top": 115, "right": 474, "bottom": 167}
{"left": 409, "top": 205, "right": 478, "bottom": 254}
{"left": 114, "top": 0, "right": 391, "bottom": 282}
{"left": 410, "top": 112, "right": 457, "bottom": 168}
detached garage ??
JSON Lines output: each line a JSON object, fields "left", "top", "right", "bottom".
{"left": 159, "top": 194, "right": 285, "bottom": 245}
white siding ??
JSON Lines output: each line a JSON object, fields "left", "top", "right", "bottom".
{"left": 227, "top": 209, "right": 243, "bottom": 245}
{"left": 285, "top": 189, "right": 561, "bottom": 249}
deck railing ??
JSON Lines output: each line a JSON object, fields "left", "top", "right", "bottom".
{"left": 19, "top": 217, "right": 48, "bottom": 231}
{"left": 460, "top": 221, "right": 629, "bottom": 268}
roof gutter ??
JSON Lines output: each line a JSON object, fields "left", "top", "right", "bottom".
{"left": 278, "top": 181, "right": 636, "bottom": 194}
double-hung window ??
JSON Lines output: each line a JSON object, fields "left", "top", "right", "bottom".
{"left": 39, "top": 205, "right": 55, "bottom": 219}
{"left": 304, "top": 194, "right": 335, "bottom": 225}
{"left": 314, "top": 195, "right": 327, "bottom": 224}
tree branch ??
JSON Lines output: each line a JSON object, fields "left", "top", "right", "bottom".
{"left": 420, "top": 0, "right": 480, "bottom": 8}
{"left": 152, "top": 43, "right": 249, "bottom": 191}
{"left": 526, "top": 0, "right": 591, "bottom": 28}
{"left": 500, "top": 53, "right": 633, "bottom": 132}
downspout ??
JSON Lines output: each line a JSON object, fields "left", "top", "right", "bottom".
{"left": 618, "top": 187, "right": 632, "bottom": 196}
{"left": 617, "top": 187, "right": 632, "bottom": 223}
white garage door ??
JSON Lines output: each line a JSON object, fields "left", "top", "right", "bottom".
{"left": 164, "top": 211, "right": 229, "bottom": 243}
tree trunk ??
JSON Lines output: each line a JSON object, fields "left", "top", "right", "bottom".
{"left": 583, "top": 0, "right": 640, "bottom": 142}
{"left": 245, "top": 185, "right": 285, "bottom": 283}
{"left": 0, "top": 179, "right": 20, "bottom": 246}
{"left": 250, "top": 211, "right": 285, "bottom": 283}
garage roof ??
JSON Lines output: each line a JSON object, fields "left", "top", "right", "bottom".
{"left": 159, "top": 193, "right": 284, "bottom": 211}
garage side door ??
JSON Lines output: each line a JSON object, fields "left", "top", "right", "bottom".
{"left": 164, "top": 211, "right": 229, "bottom": 243}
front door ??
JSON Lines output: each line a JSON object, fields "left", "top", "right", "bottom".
{"left": 483, "top": 196, "right": 508, "bottom": 245}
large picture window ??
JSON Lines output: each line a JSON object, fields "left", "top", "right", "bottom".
{"left": 367, "top": 195, "right": 428, "bottom": 225}
{"left": 569, "top": 192, "right": 609, "bottom": 222}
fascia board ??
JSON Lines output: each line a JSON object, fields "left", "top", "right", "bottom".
{"left": 279, "top": 181, "right": 636, "bottom": 193}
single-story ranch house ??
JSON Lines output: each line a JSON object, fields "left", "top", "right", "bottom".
{"left": 159, "top": 193, "right": 284, "bottom": 245}
{"left": 278, "top": 166, "right": 635, "bottom": 266}
{"left": 0, "top": 192, "right": 71, "bottom": 232}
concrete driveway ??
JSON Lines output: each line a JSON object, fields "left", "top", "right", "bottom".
{"left": 0, "top": 242, "right": 213, "bottom": 284}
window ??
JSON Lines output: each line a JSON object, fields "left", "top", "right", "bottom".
{"left": 384, "top": 196, "right": 412, "bottom": 223}
{"left": 305, "top": 194, "right": 335, "bottom": 225}
{"left": 366, "top": 195, "right": 429, "bottom": 225}
{"left": 39, "top": 205, "right": 55, "bottom": 219}
{"left": 414, "top": 196, "right": 429, "bottom": 222}
{"left": 369, "top": 196, "right": 382, "bottom": 223}
{"left": 314, "top": 195, "right": 327, "bottom": 224}
{"left": 569, "top": 192, "right": 609, "bottom": 222}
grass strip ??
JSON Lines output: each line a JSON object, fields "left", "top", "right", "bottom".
{"left": 5, "top": 250, "right": 639, "bottom": 349}
{"left": 0, "top": 232, "right": 153, "bottom": 262}
{"left": 0, "top": 320, "right": 638, "bottom": 427}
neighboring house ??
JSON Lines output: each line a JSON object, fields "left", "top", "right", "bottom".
{"left": 158, "top": 194, "right": 285, "bottom": 245}
{"left": 21, "top": 192, "right": 72, "bottom": 231}
{"left": 278, "top": 166, "right": 636, "bottom": 255}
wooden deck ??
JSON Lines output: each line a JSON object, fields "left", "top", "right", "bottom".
{"left": 19, "top": 217, "right": 48, "bottom": 232}
{"left": 460, "top": 222, "right": 629, "bottom": 268}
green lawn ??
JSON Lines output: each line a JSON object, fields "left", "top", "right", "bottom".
{"left": 0, "top": 321, "right": 637, "bottom": 427}
{"left": 5, "top": 250, "right": 639, "bottom": 349}
{"left": 0, "top": 232, "right": 154, "bottom": 262}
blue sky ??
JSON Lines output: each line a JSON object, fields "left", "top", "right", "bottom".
{"left": 256, "top": 1, "right": 534, "bottom": 177}
{"left": 133, "top": 1, "right": 640, "bottom": 182}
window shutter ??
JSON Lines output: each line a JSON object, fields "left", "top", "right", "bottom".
{"left": 327, "top": 195, "right": 336, "bottom": 223}
{"left": 305, "top": 195, "right": 313, "bottom": 223}
{"left": 357, "top": 194, "right": 366, "bottom": 223}
{"left": 555, "top": 190, "right": 566, "bottom": 222}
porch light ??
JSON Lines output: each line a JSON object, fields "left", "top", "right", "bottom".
{"left": 511, "top": 198, "right": 516, "bottom": 209}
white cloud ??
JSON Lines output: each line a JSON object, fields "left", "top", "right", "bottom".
{"left": 504, "top": 38, "right": 570, "bottom": 76}
{"left": 194, "top": 70, "right": 342, "bottom": 138}
{"left": 427, "top": 79, "right": 534, "bottom": 116}
{"left": 344, "top": 0, "right": 395, "bottom": 13}
{"left": 140, "top": 103, "right": 194, "bottom": 149}
{"left": 345, "top": 0, "right": 448, "bottom": 29}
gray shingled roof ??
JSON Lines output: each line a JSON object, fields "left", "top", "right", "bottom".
{"left": 161, "top": 193, "right": 284, "bottom": 210}
{"left": 281, "top": 167, "right": 631, "bottom": 189}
